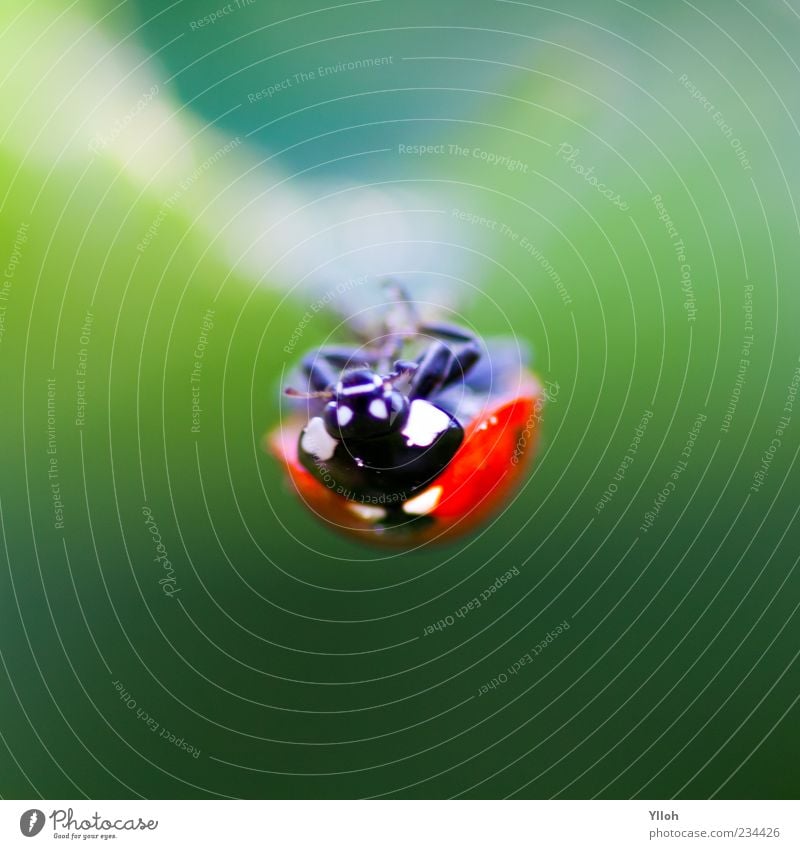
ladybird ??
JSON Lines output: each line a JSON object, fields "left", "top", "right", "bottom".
{"left": 267, "top": 286, "right": 543, "bottom": 546}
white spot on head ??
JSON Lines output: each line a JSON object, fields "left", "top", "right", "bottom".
{"left": 402, "top": 400, "right": 451, "bottom": 447}
{"left": 403, "top": 485, "right": 443, "bottom": 515}
{"left": 339, "top": 375, "right": 383, "bottom": 396}
{"left": 300, "top": 416, "right": 338, "bottom": 461}
{"left": 369, "top": 398, "right": 388, "bottom": 419}
{"left": 348, "top": 503, "right": 386, "bottom": 522}
{"left": 336, "top": 405, "right": 353, "bottom": 427}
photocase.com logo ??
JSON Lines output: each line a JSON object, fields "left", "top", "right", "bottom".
{"left": 19, "top": 809, "right": 45, "bottom": 837}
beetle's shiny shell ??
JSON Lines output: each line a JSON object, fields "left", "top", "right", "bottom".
{"left": 267, "top": 373, "right": 542, "bottom": 547}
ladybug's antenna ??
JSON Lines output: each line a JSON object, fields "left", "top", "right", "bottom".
{"left": 284, "top": 387, "right": 334, "bottom": 400}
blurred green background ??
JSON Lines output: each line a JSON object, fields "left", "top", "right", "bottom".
{"left": 1, "top": 0, "right": 799, "bottom": 799}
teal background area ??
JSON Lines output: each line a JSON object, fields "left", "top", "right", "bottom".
{"left": 0, "top": 0, "right": 799, "bottom": 799}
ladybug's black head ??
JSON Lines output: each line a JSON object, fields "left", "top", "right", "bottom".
{"left": 322, "top": 368, "right": 409, "bottom": 442}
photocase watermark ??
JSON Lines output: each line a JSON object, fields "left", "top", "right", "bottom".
{"left": 679, "top": 73, "right": 752, "bottom": 171}
{"left": 141, "top": 506, "right": 181, "bottom": 596}
{"left": 190, "top": 308, "right": 215, "bottom": 434}
{"left": 21, "top": 806, "right": 158, "bottom": 836}
{"left": 720, "top": 283, "right": 754, "bottom": 434}
{"left": 74, "top": 310, "right": 93, "bottom": 428}
{"left": 750, "top": 359, "right": 800, "bottom": 493}
{"left": 556, "top": 143, "right": 629, "bottom": 210}
{"left": 652, "top": 194, "right": 696, "bottom": 322}
{"left": 113, "top": 679, "right": 201, "bottom": 758}
{"left": 511, "top": 380, "right": 560, "bottom": 465}
{"left": 283, "top": 274, "right": 369, "bottom": 354}
{"left": 595, "top": 409, "right": 654, "bottom": 513}
{"left": 88, "top": 85, "right": 159, "bottom": 154}
{"left": 452, "top": 208, "right": 572, "bottom": 307}
{"left": 477, "top": 619, "right": 571, "bottom": 695}
{"left": 639, "top": 412, "right": 706, "bottom": 533}
{"left": 136, "top": 137, "right": 242, "bottom": 252}
{"left": 19, "top": 809, "right": 45, "bottom": 837}
{"left": 46, "top": 378, "right": 65, "bottom": 531}
{"left": 247, "top": 56, "right": 393, "bottom": 102}
{"left": 189, "top": 0, "right": 255, "bottom": 30}
{"left": 422, "top": 566, "right": 520, "bottom": 635}
{"left": 0, "top": 221, "right": 29, "bottom": 345}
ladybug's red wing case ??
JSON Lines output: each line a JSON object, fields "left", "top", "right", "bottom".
{"left": 267, "top": 373, "right": 542, "bottom": 547}
{"left": 423, "top": 374, "right": 541, "bottom": 541}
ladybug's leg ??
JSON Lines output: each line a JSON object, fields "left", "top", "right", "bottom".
{"left": 300, "top": 346, "right": 379, "bottom": 392}
{"left": 418, "top": 321, "right": 477, "bottom": 345}
{"left": 369, "top": 280, "right": 420, "bottom": 369}
{"left": 420, "top": 322, "right": 482, "bottom": 386}
{"left": 408, "top": 342, "right": 450, "bottom": 399}
{"left": 379, "top": 282, "right": 482, "bottom": 393}
{"left": 390, "top": 359, "right": 419, "bottom": 377}
{"left": 409, "top": 340, "right": 481, "bottom": 400}
{"left": 440, "top": 341, "right": 481, "bottom": 387}
{"left": 310, "top": 346, "right": 380, "bottom": 371}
